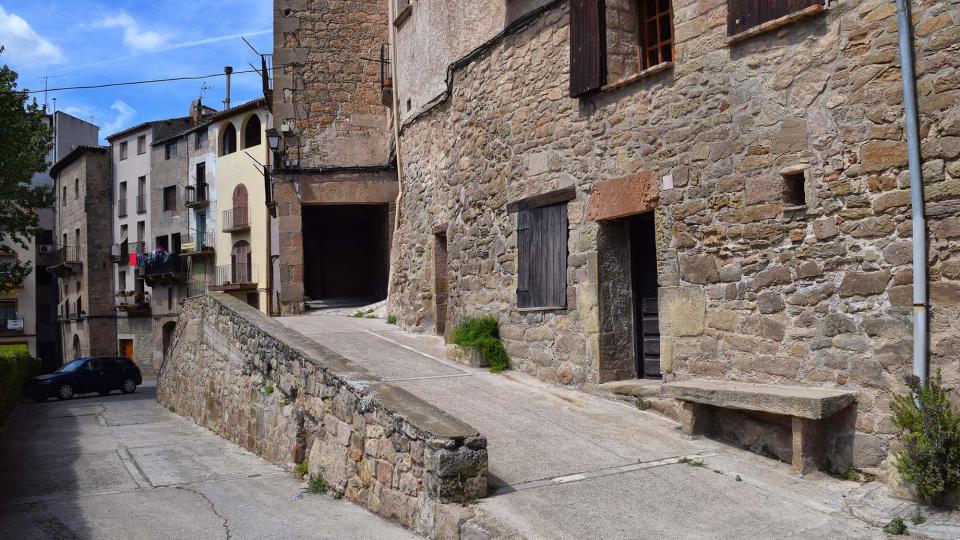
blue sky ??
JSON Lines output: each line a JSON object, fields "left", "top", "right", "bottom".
{"left": 0, "top": 1, "right": 272, "bottom": 142}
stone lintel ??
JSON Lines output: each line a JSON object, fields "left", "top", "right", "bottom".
{"left": 586, "top": 171, "right": 659, "bottom": 222}
{"left": 661, "top": 379, "right": 857, "bottom": 420}
{"left": 506, "top": 185, "right": 576, "bottom": 213}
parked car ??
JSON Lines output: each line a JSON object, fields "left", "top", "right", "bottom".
{"left": 24, "top": 356, "right": 142, "bottom": 401}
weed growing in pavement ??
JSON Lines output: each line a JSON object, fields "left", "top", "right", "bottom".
{"left": 883, "top": 517, "right": 908, "bottom": 535}
{"left": 678, "top": 457, "right": 704, "bottom": 467}
{"left": 386, "top": 314, "right": 397, "bottom": 325}
{"left": 295, "top": 460, "right": 309, "bottom": 479}
{"left": 451, "top": 317, "right": 509, "bottom": 373}
{"left": 635, "top": 397, "right": 651, "bottom": 411}
{"left": 167, "top": 405, "right": 176, "bottom": 413}
{"left": 735, "top": 475, "right": 742, "bottom": 482}
{"left": 910, "top": 507, "right": 926, "bottom": 525}
{"left": 263, "top": 385, "right": 274, "bottom": 394}
{"left": 307, "top": 475, "right": 328, "bottom": 494}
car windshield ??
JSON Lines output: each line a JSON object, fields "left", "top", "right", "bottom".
{"left": 55, "top": 359, "right": 86, "bottom": 373}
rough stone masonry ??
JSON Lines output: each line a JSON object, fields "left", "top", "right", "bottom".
{"left": 158, "top": 294, "right": 488, "bottom": 537}
{"left": 387, "top": 0, "right": 960, "bottom": 469}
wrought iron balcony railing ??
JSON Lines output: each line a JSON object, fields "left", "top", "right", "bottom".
{"left": 210, "top": 263, "right": 257, "bottom": 291}
{"left": 222, "top": 207, "right": 250, "bottom": 232}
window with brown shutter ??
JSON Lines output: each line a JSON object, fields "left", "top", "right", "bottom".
{"left": 571, "top": 0, "right": 674, "bottom": 96}
{"left": 517, "top": 203, "right": 568, "bottom": 308}
{"left": 727, "top": 0, "right": 824, "bottom": 37}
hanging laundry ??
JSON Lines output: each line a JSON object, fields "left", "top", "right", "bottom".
{"left": 129, "top": 252, "right": 137, "bottom": 267}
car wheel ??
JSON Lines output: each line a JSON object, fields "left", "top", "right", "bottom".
{"left": 98, "top": 389, "right": 111, "bottom": 396}
{"left": 121, "top": 378, "right": 137, "bottom": 394}
{"left": 57, "top": 384, "right": 74, "bottom": 400}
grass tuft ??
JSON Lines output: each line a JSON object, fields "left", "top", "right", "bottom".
{"left": 635, "top": 397, "right": 651, "bottom": 411}
{"left": 386, "top": 314, "right": 397, "bottom": 325}
{"left": 295, "top": 460, "right": 309, "bottom": 479}
{"left": 307, "top": 475, "right": 328, "bottom": 495}
{"left": 883, "top": 517, "right": 908, "bottom": 535}
{"left": 451, "top": 317, "right": 509, "bottom": 373}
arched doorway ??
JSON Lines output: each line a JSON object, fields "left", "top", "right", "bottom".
{"left": 231, "top": 240, "right": 252, "bottom": 283}
{"left": 72, "top": 334, "right": 81, "bottom": 360}
{"left": 243, "top": 114, "right": 261, "bottom": 148}
{"left": 232, "top": 184, "right": 248, "bottom": 228}
{"left": 162, "top": 321, "right": 177, "bottom": 358}
{"left": 221, "top": 123, "right": 237, "bottom": 155}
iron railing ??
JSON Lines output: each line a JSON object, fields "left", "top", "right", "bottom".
{"left": 111, "top": 241, "right": 146, "bottom": 263}
{"left": 115, "top": 291, "right": 151, "bottom": 313}
{"left": 142, "top": 252, "right": 186, "bottom": 277}
{"left": 222, "top": 207, "right": 250, "bottom": 231}
{"left": 117, "top": 198, "right": 128, "bottom": 217}
{"left": 185, "top": 184, "right": 210, "bottom": 207}
{"left": 136, "top": 195, "right": 147, "bottom": 213}
{"left": 213, "top": 263, "right": 257, "bottom": 288}
{"left": 54, "top": 245, "right": 82, "bottom": 265}
{"left": 180, "top": 231, "right": 215, "bottom": 255}
{"left": 0, "top": 318, "right": 24, "bottom": 336}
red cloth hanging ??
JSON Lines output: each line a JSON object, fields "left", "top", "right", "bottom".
{"left": 129, "top": 252, "right": 137, "bottom": 267}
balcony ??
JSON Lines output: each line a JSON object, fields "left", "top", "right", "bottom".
{"left": 0, "top": 318, "right": 24, "bottom": 336}
{"left": 142, "top": 252, "right": 187, "bottom": 286}
{"left": 222, "top": 207, "right": 250, "bottom": 233}
{"left": 115, "top": 290, "right": 151, "bottom": 315}
{"left": 185, "top": 184, "right": 210, "bottom": 208}
{"left": 50, "top": 246, "right": 83, "bottom": 277}
{"left": 117, "top": 198, "right": 128, "bottom": 217}
{"left": 180, "top": 232, "right": 215, "bottom": 257}
{"left": 209, "top": 263, "right": 258, "bottom": 292}
{"left": 136, "top": 195, "right": 147, "bottom": 214}
{"left": 57, "top": 303, "right": 77, "bottom": 322}
{"left": 111, "top": 241, "right": 146, "bottom": 264}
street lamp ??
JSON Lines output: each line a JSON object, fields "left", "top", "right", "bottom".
{"left": 265, "top": 128, "right": 281, "bottom": 153}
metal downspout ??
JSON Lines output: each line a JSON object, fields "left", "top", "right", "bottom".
{"left": 895, "top": 0, "right": 928, "bottom": 383}
{"left": 386, "top": 5, "right": 405, "bottom": 301}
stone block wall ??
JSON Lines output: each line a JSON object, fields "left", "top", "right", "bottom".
{"left": 158, "top": 294, "right": 487, "bottom": 536}
{"left": 388, "top": 0, "right": 960, "bottom": 468}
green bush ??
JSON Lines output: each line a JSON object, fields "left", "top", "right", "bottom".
{"left": 451, "top": 316, "right": 509, "bottom": 373}
{"left": 891, "top": 372, "right": 960, "bottom": 503}
{"left": 295, "top": 460, "right": 309, "bottom": 479}
{"left": 883, "top": 517, "right": 908, "bottom": 535}
{"left": 307, "top": 474, "right": 328, "bottom": 494}
{"left": 386, "top": 314, "right": 397, "bottom": 325}
{"left": 0, "top": 350, "right": 40, "bottom": 411}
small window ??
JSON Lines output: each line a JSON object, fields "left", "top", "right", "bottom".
{"left": 74, "top": 178, "right": 79, "bottom": 198}
{"left": 119, "top": 270, "right": 127, "bottom": 290}
{"left": 605, "top": 0, "right": 674, "bottom": 83}
{"left": 196, "top": 128, "right": 208, "bottom": 150}
{"left": 221, "top": 123, "right": 237, "bottom": 155}
{"left": 783, "top": 171, "right": 806, "bottom": 207}
{"left": 728, "top": 0, "right": 824, "bottom": 36}
{"left": 517, "top": 203, "right": 569, "bottom": 308}
{"left": 165, "top": 142, "right": 177, "bottom": 160}
{"left": 119, "top": 141, "right": 128, "bottom": 160}
{"left": 163, "top": 186, "right": 177, "bottom": 211}
{"left": 137, "top": 135, "right": 146, "bottom": 155}
{"left": 62, "top": 186, "right": 67, "bottom": 206}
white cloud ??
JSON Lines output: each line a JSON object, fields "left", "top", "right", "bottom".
{"left": 62, "top": 100, "right": 136, "bottom": 137}
{"left": 0, "top": 6, "right": 65, "bottom": 66}
{"left": 101, "top": 100, "right": 136, "bottom": 134}
{"left": 94, "top": 12, "right": 168, "bottom": 53}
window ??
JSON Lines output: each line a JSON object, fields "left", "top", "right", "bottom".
{"left": 196, "top": 162, "right": 206, "bottom": 186}
{"left": 0, "top": 252, "right": 16, "bottom": 267}
{"left": 163, "top": 186, "right": 177, "bottom": 211}
{"left": 62, "top": 186, "right": 67, "bottom": 206}
{"left": 119, "top": 141, "right": 128, "bottom": 160}
{"left": 74, "top": 178, "right": 79, "bottom": 198}
{"left": 119, "top": 270, "right": 127, "bottom": 291}
{"left": 221, "top": 123, "right": 237, "bottom": 155}
{"left": 243, "top": 114, "right": 261, "bottom": 148}
{"left": 728, "top": 0, "right": 824, "bottom": 36}
{"left": 196, "top": 127, "right": 208, "bottom": 150}
{"left": 137, "top": 135, "right": 146, "bottom": 155}
{"left": 0, "top": 300, "right": 16, "bottom": 320}
{"left": 516, "top": 203, "right": 569, "bottom": 308}
{"left": 570, "top": 0, "right": 674, "bottom": 96}
{"left": 783, "top": 171, "right": 806, "bottom": 206}
{"left": 165, "top": 142, "right": 178, "bottom": 160}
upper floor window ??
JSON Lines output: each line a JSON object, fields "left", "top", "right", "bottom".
{"left": 221, "top": 123, "right": 237, "bottom": 156}
{"left": 163, "top": 186, "right": 177, "bottom": 211}
{"left": 137, "top": 135, "right": 146, "bottom": 155}
{"left": 570, "top": 0, "right": 674, "bottom": 96}
{"left": 165, "top": 142, "right": 177, "bottom": 160}
{"left": 74, "top": 178, "right": 79, "bottom": 198}
{"left": 243, "top": 114, "right": 261, "bottom": 148}
{"left": 196, "top": 127, "right": 208, "bottom": 150}
{"left": 119, "top": 141, "right": 128, "bottom": 160}
{"left": 728, "top": 0, "right": 824, "bottom": 37}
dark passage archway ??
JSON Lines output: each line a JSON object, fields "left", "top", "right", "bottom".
{"left": 302, "top": 204, "right": 389, "bottom": 302}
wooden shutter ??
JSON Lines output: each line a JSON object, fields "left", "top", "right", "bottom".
{"left": 517, "top": 204, "right": 568, "bottom": 308}
{"left": 728, "top": 0, "right": 823, "bottom": 36}
{"left": 569, "top": 0, "right": 606, "bottom": 97}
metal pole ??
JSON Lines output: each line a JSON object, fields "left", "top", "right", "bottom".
{"left": 895, "top": 0, "right": 928, "bottom": 384}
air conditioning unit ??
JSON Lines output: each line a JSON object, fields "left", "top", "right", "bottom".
{"left": 39, "top": 245, "right": 53, "bottom": 253}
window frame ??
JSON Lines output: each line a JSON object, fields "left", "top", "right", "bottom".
{"left": 119, "top": 141, "right": 128, "bottom": 160}
{"left": 162, "top": 185, "right": 177, "bottom": 212}
{"left": 137, "top": 135, "right": 146, "bottom": 155}
{"left": 165, "top": 141, "right": 178, "bottom": 160}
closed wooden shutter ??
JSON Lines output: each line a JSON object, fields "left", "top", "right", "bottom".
{"left": 517, "top": 204, "right": 568, "bottom": 308}
{"left": 728, "top": 0, "right": 823, "bottom": 36}
{"left": 569, "top": 0, "right": 606, "bottom": 97}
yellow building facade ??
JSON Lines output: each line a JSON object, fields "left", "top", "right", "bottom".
{"left": 210, "top": 100, "right": 272, "bottom": 314}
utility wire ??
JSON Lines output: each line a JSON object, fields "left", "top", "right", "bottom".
{"left": 24, "top": 65, "right": 275, "bottom": 95}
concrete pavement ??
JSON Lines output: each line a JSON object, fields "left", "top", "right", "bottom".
{"left": 281, "top": 312, "right": 899, "bottom": 539}
{"left": 0, "top": 381, "right": 415, "bottom": 540}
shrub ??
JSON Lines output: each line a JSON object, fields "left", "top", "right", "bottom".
{"left": 386, "top": 314, "right": 397, "bottom": 325}
{"left": 890, "top": 372, "right": 960, "bottom": 503}
{"left": 636, "top": 397, "right": 651, "bottom": 411}
{"left": 451, "top": 316, "right": 509, "bottom": 373}
{"left": 0, "top": 350, "right": 40, "bottom": 411}
{"left": 883, "top": 517, "right": 908, "bottom": 535}
{"left": 307, "top": 474, "right": 327, "bottom": 494}
{"left": 295, "top": 460, "right": 309, "bottom": 479}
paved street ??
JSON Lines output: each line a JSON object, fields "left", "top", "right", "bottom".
{"left": 0, "top": 381, "right": 415, "bottom": 540}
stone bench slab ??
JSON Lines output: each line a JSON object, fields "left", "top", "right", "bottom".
{"left": 661, "top": 380, "right": 857, "bottom": 420}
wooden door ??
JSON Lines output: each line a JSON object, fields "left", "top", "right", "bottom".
{"left": 119, "top": 339, "right": 134, "bottom": 360}
{"left": 630, "top": 213, "right": 661, "bottom": 378}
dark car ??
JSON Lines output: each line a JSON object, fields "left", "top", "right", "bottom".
{"left": 24, "top": 356, "right": 143, "bottom": 401}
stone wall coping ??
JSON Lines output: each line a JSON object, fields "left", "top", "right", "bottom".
{"left": 210, "top": 293, "right": 480, "bottom": 440}
{"left": 661, "top": 379, "right": 857, "bottom": 420}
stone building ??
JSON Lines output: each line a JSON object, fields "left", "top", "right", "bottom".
{"left": 49, "top": 146, "right": 116, "bottom": 362}
{"left": 181, "top": 102, "right": 219, "bottom": 300}
{"left": 271, "top": 0, "right": 398, "bottom": 315}
{"left": 385, "top": 0, "right": 960, "bottom": 469}
{"left": 208, "top": 98, "right": 276, "bottom": 313}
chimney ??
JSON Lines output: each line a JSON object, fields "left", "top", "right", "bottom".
{"left": 223, "top": 66, "right": 233, "bottom": 110}
{"left": 190, "top": 98, "right": 203, "bottom": 124}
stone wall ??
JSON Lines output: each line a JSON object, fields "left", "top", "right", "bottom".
{"left": 158, "top": 293, "right": 488, "bottom": 536}
{"left": 388, "top": 0, "right": 960, "bottom": 468}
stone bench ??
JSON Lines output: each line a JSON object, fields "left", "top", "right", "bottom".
{"left": 661, "top": 380, "right": 857, "bottom": 475}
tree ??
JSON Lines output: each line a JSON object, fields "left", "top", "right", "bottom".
{"left": 0, "top": 46, "right": 54, "bottom": 294}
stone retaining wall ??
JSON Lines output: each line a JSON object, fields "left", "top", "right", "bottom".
{"left": 157, "top": 294, "right": 488, "bottom": 537}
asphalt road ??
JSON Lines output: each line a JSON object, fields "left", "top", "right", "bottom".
{"left": 0, "top": 380, "right": 415, "bottom": 540}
